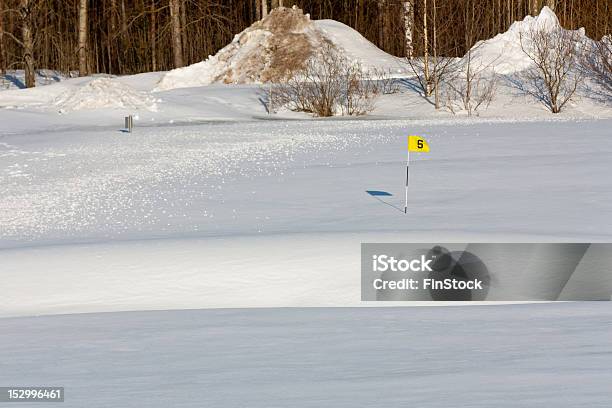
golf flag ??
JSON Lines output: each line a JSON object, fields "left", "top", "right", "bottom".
{"left": 408, "top": 135, "right": 430, "bottom": 152}
{"left": 404, "top": 135, "right": 429, "bottom": 214}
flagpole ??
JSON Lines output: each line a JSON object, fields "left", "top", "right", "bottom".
{"left": 404, "top": 148, "right": 410, "bottom": 214}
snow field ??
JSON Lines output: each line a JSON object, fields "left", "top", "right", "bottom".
{"left": 1, "top": 119, "right": 612, "bottom": 317}
{"left": 1, "top": 303, "right": 611, "bottom": 407}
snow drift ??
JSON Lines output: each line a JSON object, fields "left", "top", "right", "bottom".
{"left": 467, "top": 6, "right": 590, "bottom": 74}
{"left": 54, "top": 77, "right": 158, "bottom": 112}
{"left": 155, "top": 6, "right": 406, "bottom": 91}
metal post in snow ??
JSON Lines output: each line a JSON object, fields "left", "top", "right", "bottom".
{"left": 269, "top": 83, "right": 273, "bottom": 114}
{"left": 404, "top": 148, "right": 410, "bottom": 214}
{"left": 124, "top": 115, "right": 133, "bottom": 133}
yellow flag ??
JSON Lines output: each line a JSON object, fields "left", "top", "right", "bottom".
{"left": 408, "top": 135, "right": 430, "bottom": 152}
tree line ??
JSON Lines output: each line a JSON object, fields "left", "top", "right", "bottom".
{"left": 0, "top": 0, "right": 609, "bottom": 87}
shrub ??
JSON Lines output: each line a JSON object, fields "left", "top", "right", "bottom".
{"left": 519, "top": 26, "right": 583, "bottom": 113}
{"left": 273, "top": 42, "right": 380, "bottom": 117}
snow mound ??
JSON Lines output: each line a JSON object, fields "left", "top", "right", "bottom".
{"left": 313, "top": 19, "right": 406, "bottom": 74}
{"left": 467, "top": 6, "right": 588, "bottom": 74}
{"left": 156, "top": 7, "right": 322, "bottom": 90}
{"left": 54, "top": 77, "right": 158, "bottom": 112}
{"left": 155, "top": 6, "right": 406, "bottom": 91}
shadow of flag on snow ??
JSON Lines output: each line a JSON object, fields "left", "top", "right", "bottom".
{"left": 366, "top": 190, "right": 392, "bottom": 197}
{"left": 366, "top": 191, "right": 404, "bottom": 213}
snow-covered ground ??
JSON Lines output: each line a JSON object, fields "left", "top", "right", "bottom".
{"left": 1, "top": 6, "right": 611, "bottom": 405}
{"left": 1, "top": 118, "right": 612, "bottom": 316}
{"left": 1, "top": 303, "right": 611, "bottom": 408}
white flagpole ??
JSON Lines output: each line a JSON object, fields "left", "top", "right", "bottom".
{"left": 404, "top": 148, "right": 410, "bottom": 214}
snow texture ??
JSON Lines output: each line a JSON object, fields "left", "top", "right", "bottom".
{"left": 2, "top": 118, "right": 612, "bottom": 317}
{"left": 1, "top": 303, "right": 611, "bottom": 407}
{"left": 53, "top": 77, "right": 158, "bottom": 112}
{"left": 313, "top": 19, "right": 407, "bottom": 74}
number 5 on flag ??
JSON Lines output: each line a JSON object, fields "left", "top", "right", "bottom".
{"left": 408, "top": 135, "right": 430, "bottom": 152}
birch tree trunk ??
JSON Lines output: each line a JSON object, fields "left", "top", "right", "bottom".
{"left": 403, "top": 1, "right": 414, "bottom": 57}
{"left": 262, "top": 0, "right": 268, "bottom": 18}
{"left": 255, "top": 0, "right": 261, "bottom": 20}
{"left": 423, "top": 0, "right": 431, "bottom": 96}
{"left": 78, "top": 0, "right": 88, "bottom": 76}
{"left": 20, "top": 0, "right": 35, "bottom": 87}
{"left": 432, "top": 0, "right": 439, "bottom": 108}
{"left": 169, "top": 0, "right": 184, "bottom": 68}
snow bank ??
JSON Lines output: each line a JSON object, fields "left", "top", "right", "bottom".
{"left": 313, "top": 19, "right": 406, "bottom": 74}
{"left": 156, "top": 6, "right": 323, "bottom": 90}
{"left": 467, "top": 6, "right": 589, "bottom": 74}
{"left": 54, "top": 77, "right": 158, "bottom": 112}
{"left": 155, "top": 6, "right": 406, "bottom": 91}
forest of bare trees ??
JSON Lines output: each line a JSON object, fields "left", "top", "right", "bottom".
{"left": 0, "top": 0, "right": 609, "bottom": 87}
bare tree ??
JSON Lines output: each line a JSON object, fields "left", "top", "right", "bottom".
{"left": 341, "top": 62, "right": 381, "bottom": 115}
{"left": 261, "top": 0, "right": 268, "bottom": 18}
{"left": 422, "top": 0, "right": 430, "bottom": 95}
{"left": 20, "top": 0, "right": 35, "bottom": 87}
{"left": 169, "top": 0, "right": 183, "bottom": 68}
{"left": 150, "top": 0, "right": 157, "bottom": 71}
{"left": 519, "top": 26, "right": 583, "bottom": 113}
{"left": 372, "top": 67, "right": 401, "bottom": 94}
{"left": 582, "top": 36, "right": 612, "bottom": 99}
{"left": 444, "top": 0, "right": 497, "bottom": 116}
{"left": 180, "top": 0, "right": 187, "bottom": 62}
{"left": 406, "top": 0, "right": 456, "bottom": 108}
{"left": 120, "top": 0, "right": 127, "bottom": 34}
{"left": 274, "top": 42, "right": 380, "bottom": 117}
{"left": 108, "top": 0, "right": 118, "bottom": 73}
{"left": 407, "top": 55, "right": 456, "bottom": 105}
{"left": 0, "top": 0, "right": 5, "bottom": 74}
{"left": 446, "top": 45, "right": 498, "bottom": 115}
{"left": 431, "top": 0, "right": 439, "bottom": 107}
{"left": 78, "top": 0, "right": 88, "bottom": 76}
